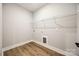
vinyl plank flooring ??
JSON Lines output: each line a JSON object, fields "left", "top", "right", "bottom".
{"left": 4, "top": 42, "right": 64, "bottom": 56}
{"left": 30, "top": 42, "right": 64, "bottom": 56}
{"left": 27, "top": 43, "right": 50, "bottom": 56}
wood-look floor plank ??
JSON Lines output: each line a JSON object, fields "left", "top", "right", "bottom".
{"left": 4, "top": 42, "right": 64, "bottom": 56}
{"left": 28, "top": 42, "right": 64, "bottom": 56}
{"left": 19, "top": 45, "right": 32, "bottom": 56}
{"left": 24, "top": 44, "right": 40, "bottom": 56}
{"left": 27, "top": 43, "right": 50, "bottom": 56}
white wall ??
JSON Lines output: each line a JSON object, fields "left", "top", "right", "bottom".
{"left": 3, "top": 4, "right": 33, "bottom": 48}
{"left": 76, "top": 4, "right": 79, "bottom": 55}
{"left": 33, "top": 4, "right": 76, "bottom": 54}
{"left": 0, "top": 3, "right": 2, "bottom": 55}
{"left": 77, "top": 4, "right": 79, "bottom": 42}
{"left": 2, "top": 3, "right": 77, "bottom": 55}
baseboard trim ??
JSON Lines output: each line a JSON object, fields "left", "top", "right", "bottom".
{"left": 2, "top": 40, "right": 33, "bottom": 52}
{"left": 31, "top": 40, "right": 76, "bottom": 56}
{"left": 0, "top": 49, "right": 2, "bottom": 56}
{"left": 3, "top": 40, "right": 76, "bottom": 56}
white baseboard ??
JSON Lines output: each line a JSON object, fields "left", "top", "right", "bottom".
{"left": 3, "top": 40, "right": 76, "bottom": 56}
{"left": 0, "top": 49, "right": 2, "bottom": 56}
{"left": 2, "top": 40, "right": 33, "bottom": 52}
{"left": 65, "top": 49, "right": 76, "bottom": 54}
{"left": 31, "top": 40, "right": 76, "bottom": 56}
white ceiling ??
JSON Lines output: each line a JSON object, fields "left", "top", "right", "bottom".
{"left": 18, "top": 3, "right": 47, "bottom": 12}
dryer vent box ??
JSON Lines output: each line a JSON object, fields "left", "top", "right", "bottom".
{"left": 43, "top": 37, "right": 47, "bottom": 43}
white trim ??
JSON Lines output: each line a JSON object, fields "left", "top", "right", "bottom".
{"left": 2, "top": 40, "right": 33, "bottom": 52}
{"left": 0, "top": 49, "right": 2, "bottom": 56}
{"left": 3, "top": 40, "right": 77, "bottom": 56}
{"left": 32, "top": 40, "right": 77, "bottom": 56}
